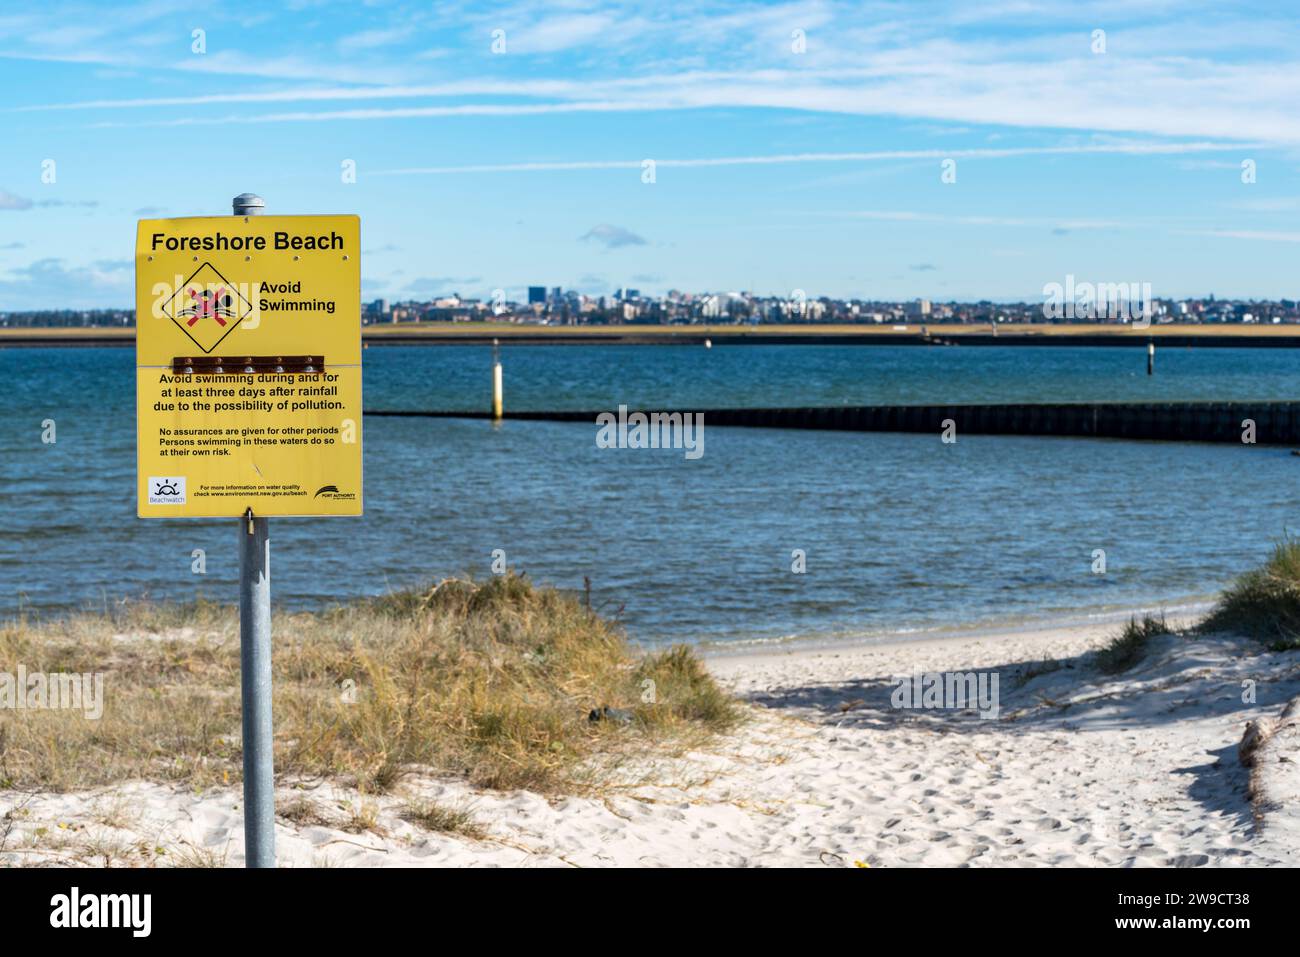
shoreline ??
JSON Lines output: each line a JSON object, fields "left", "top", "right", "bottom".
{"left": 8, "top": 322, "right": 1300, "bottom": 349}
{"left": 694, "top": 596, "right": 1217, "bottom": 661}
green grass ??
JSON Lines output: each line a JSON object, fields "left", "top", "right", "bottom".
{"left": 1201, "top": 538, "right": 1300, "bottom": 649}
{"left": 0, "top": 574, "right": 741, "bottom": 795}
{"left": 1095, "top": 614, "right": 1171, "bottom": 675}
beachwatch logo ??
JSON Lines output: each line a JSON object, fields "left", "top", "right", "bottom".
{"left": 158, "top": 262, "right": 254, "bottom": 353}
{"left": 148, "top": 476, "right": 187, "bottom": 505}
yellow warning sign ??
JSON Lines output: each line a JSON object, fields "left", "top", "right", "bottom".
{"left": 135, "top": 214, "right": 362, "bottom": 518}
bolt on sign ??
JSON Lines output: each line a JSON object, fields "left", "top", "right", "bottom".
{"left": 135, "top": 215, "right": 363, "bottom": 517}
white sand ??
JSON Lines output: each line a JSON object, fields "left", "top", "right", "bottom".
{"left": 4, "top": 618, "right": 1298, "bottom": 867}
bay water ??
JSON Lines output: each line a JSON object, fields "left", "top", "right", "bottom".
{"left": 2, "top": 343, "right": 1296, "bottom": 646}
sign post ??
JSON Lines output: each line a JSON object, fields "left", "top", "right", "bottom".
{"left": 135, "top": 195, "right": 363, "bottom": 868}
{"left": 233, "top": 193, "right": 274, "bottom": 869}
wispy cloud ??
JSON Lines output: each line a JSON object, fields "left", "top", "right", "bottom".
{"left": 581, "top": 224, "right": 647, "bottom": 249}
{"left": 833, "top": 209, "right": 1145, "bottom": 231}
{"left": 514, "top": 14, "right": 622, "bottom": 54}
{"left": 170, "top": 50, "right": 414, "bottom": 86}
{"left": 1187, "top": 229, "right": 1300, "bottom": 243}
{"left": 57, "top": 72, "right": 1300, "bottom": 143}
{"left": 12, "top": 81, "right": 581, "bottom": 112}
{"left": 0, "top": 190, "right": 32, "bottom": 210}
{"left": 0, "top": 257, "right": 131, "bottom": 309}
{"left": 0, "top": 190, "right": 98, "bottom": 210}
{"left": 405, "top": 275, "right": 482, "bottom": 292}
{"left": 10, "top": 3, "right": 1300, "bottom": 145}
{"left": 85, "top": 100, "right": 662, "bottom": 128}
{"left": 1223, "top": 197, "right": 1300, "bottom": 213}
{"left": 337, "top": 28, "right": 410, "bottom": 54}
{"left": 369, "top": 141, "right": 1254, "bottom": 176}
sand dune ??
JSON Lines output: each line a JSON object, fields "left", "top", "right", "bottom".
{"left": 3, "top": 619, "right": 1297, "bottom": 867}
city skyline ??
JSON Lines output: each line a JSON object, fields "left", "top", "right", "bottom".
{"left": 7, "top": 285, "right": 1297, "bottom": 328}
{"left": 4, "top": 1, "right": 1300, "bottom": 310}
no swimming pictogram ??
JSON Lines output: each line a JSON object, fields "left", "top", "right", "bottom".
{"left": 159, "top": 262, "right": 254, "bottom": 354}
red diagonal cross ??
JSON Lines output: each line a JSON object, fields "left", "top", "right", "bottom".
{"left": 186, "top": 287, "right": 228, "bottom": 327}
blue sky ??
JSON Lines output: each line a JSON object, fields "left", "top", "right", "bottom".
{"left": 2, "top": 0, "right": 1300, "bottom": 310}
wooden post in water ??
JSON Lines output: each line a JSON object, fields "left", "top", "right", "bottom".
{"left": 1147, "top": 341, "right": 1155, "bottom": 376}
{"left": 491, "top": 338, "right": 503, "bottom": 420}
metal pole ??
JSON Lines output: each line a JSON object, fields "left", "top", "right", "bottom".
{"left": 234, "top": 192, "right": 275, "bottom": 868}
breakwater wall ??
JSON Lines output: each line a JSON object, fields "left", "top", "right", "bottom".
{"left": 365, "top": 401, "right": 1300, "bottom": 444}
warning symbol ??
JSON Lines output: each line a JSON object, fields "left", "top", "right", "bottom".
{"left": 160, "top": 262, "right": 253, "bottom": 354}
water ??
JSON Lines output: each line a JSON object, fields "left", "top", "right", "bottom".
{"left": 368, "top": 341, "right": 1300, "bottom": 410}
{"left": 2, "top": 343, "right": 1297, "bottom": 646}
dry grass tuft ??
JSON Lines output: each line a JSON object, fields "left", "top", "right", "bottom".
{"left": 399, "top": 798, "right": 484, "bottom": 839}
{"left": 0, "top": 574, "right": 740, "bottom": 796}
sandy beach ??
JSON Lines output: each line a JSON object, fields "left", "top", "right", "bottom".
{"left": 4, "top": 615, "right": 1297, "bottom": 868}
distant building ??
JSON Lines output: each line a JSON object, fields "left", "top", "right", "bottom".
{"left": 527, "top": 286, "right": 546, "bottom": 305}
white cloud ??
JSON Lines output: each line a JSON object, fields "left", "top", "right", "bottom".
{"left": 0, "top": 190, "right": 33, "bottom": 210}
{"left": 367, "top": 141, "right": 1251, "bottom": 176}
{"left": 581, "top": 224, "right": 647, "bottom": 249}
{"left": 1187, "top": 229, "right": 1300, "bottom": 243}
{"left": 171, "top": 50, "right": 413, "bottom": 86}
{"left": 515, "top": 14, "right": 621, "bottom": 54}
{"left": 52, "top": 60, "right": 1300, "bottom": 144}
{"left": 9, "top": 3, "right": 1300, "bottom": 145}
{"left": 832, "top": 211, "right": 1141, "bottom": 231}
{"left": 0, "top": 257, "right": 132, "bottom": 309}
{"left": 337, "top": 28, "right": 410, "bottom": 53}
{"left": 1223, "top": 197, "right": 1300, "bottom": 213}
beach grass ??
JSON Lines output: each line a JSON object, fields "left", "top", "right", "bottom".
{"left": 399, "top": 798, "right": 484, "bottom": 839}
{"left": 1201, "top": 538, "right": 1300, "bottom": 650}
{"left": 0, "top": 574, "right": 740, "bottom": 795}
{"left": 1095, "top": 613, "right": 1171, "bottom": 675}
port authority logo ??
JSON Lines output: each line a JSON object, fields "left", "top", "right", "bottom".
{"left": 159, "top": 262, "right": 254, "bottom": 354}
{"left": 147, "top": 476, "right": 187, "bottom": 505}
{"left": 314, "top": 484, "right": 356, "bottom": 501}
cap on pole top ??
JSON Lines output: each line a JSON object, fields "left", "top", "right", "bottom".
{"left": 232, "top": 193, "right": 266, "bottom": 215}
